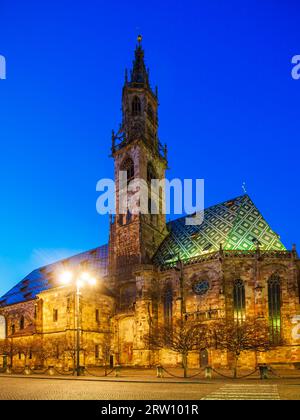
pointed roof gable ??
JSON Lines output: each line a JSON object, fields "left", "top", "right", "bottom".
{"left": 153, "top": 195, "right": 285, "bottom": 266}
{"left": 0, "top": 245, "right": 109, "bottom": 307}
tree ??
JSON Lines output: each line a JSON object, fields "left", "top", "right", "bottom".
{"left": 0, "top": 338, "right": 19, "bottom": 367}
{"left": 34, "top": 337, "right": 66, "bottom": 367}
{"left": 17, "top": 337, "right": 39, "bottom": 366}
{"left": 146, "top": 319, "right": 209, "bottom": 378}
{"left": 211, "top": 317, "right": 279, "bottom": 378}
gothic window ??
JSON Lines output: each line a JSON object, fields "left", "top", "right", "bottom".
{"left": 11, "top": 324, "right": 15, "bottom": 335}
{"left": 66, "top": 298, "right": 71, "bottom": 313}
{"left": 268, "top": 274, "right": 281, "bottom": 344}
{"left": 193, "top": 280, "right": 210, "bottom": 296}
{"left": 164, "top": 285, "right": 173, "bottom": 328}
{"left": 53, "top": 309, "right": 58, "bottom": 322}
{"left": 95, "top": 345, "right": 100, "bottom": 359}
{"left": 147, "top": 162, "right": 156, "bottom": 184}
{"left": 148, "top": 128, "right": 156, "bottom": 143}
{"left": 126, "top": 210, "right": 132, "bottom": 224}
{"left": 19, "top": 315, "right": 24, "bottom": 330}
{"left": 148, "top": 198, "right": 152, "bottom": 215}
{"left": 233, "top": 280, "right": 245, "bottom": 323}
{"left": 148, "top": 198, "right": 158, "bottom": 226}
{"left": 121, "top": 157, "right": 135, "bottom": 183}
{"left": 119, "top": 214, "right": 124, "bottom": 226}
{"left": 151, "top": 291, "right": 159, "bottom": 331}
{"left": 96, "top": 309, "right": 100, "bottom": 323}
{"left": 148, "top": 195, "right": 158, "bottom": 226}
{"left": 147, "top": 103, "right": 154, "bottom": 122}
{"left": 132, "top": 96, "right": 141, "bottom": 116}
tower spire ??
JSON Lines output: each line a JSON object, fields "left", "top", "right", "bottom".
{"left": 129, "top": 35, "right": 150, "bottom": 87}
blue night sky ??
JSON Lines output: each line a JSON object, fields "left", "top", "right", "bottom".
{"left": 0, "top": 0, "right": 299, "bottom": 296}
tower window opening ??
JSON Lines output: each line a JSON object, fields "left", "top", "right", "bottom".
{"left": 95, "top": 345, "right": 100, "bottom": 359}
{"left": 118, "top": 214, "right": 124, "bottom": 226}
{"left": 233, "top": 279, "right": 245, "bottom": 323}
{"left": 19, "top": 315, "right": 25, "bottom": 330}
{"left": 53, "top": 309, "right": 58, "bottom": 322}
{"left": 268, "top": 274, "right": 281, "bottom": 344}
{"left": 132, "top": 96, "right": 141, "bottom": 116}
{"left": 147, "top": 103, "right": 154, "bottom": 122}
{"left": 147, "top": 162, "right": 156, "bottom": 184}
{"left": 126, "top": 210, "right": 132, "bottom": 224}
{"left": 164, "top": 286, "right": 173, "bottom": 330}
{"left": 121, "top": 158, "right": 135, "bottom": 183}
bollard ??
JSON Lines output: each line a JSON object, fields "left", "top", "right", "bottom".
{"left": 114, "top": 365, "right": 121, "bottom": 377}
{"left": 259, "top": 364, "right": 268, "bottom": 380}
{"left": 24, "top": 366, "right": 31, "bottom": 375}
{"left": 48, "top": 366, "right": 55, "bottom": 376}
{"left": 6, "top": 365, "right": 12, "bottom": 374}
{"left": 156, "top": 365, "right": 163, "bottom": 378}
{"left": 205, "top": 366, "right": 212, "bottom": 379}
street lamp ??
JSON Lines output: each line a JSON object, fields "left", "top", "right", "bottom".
{"left": 59, "top": 269, "right": 97, "bottom": 376}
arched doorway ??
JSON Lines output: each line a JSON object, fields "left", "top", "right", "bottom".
{"left": 200, "top": 349, "right": 209, "bottom": 368}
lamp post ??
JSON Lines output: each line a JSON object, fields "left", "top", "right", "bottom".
{"left": 59, "top": 270, "right": 96, "bottom": 376}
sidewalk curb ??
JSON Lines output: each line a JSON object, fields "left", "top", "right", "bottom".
{"left": 0, "top": 374, "right": 212, "bottom": 385}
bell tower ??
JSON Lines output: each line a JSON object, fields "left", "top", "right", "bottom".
{"left": 109, "top": 36, "right": 168, "bottom": 280}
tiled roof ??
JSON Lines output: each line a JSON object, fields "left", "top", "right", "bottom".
{"left": 153, "top": 195, "right": 285, "bottom": 265}
{"left": 0, "top": 195, "right": 287, "bottom": 307}
{"left": 0, "top": 245, "right": 109, "bottom": 307}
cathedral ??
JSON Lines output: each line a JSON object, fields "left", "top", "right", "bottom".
{"left": 0, "top": 38, "right": 299, "bottom": 371}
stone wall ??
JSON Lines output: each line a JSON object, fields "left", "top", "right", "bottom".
{"left": 125, "top": 255, "right": 300, "bottom": 369}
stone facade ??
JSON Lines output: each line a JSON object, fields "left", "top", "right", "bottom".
{"left": 0, "top": 39, "right": 300, "bottom": 371}
{"left": 0, "top": 286, "right": 115, "bottom": 369}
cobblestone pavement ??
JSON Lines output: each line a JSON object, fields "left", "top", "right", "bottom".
{"left": 0, "top": 377, "right": 218, "bottom": 400}
{"left": 0, "top": 377, "right": 299, "bottom": 400}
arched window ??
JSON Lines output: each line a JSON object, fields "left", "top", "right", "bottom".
{"left": 118, "top": 214, "right": 124, "bottom": 226}
{"left": 19, "top": 315, "right": 25, "bottom": 330}
{"left": 147, "top": 162, "right": 156, "bottom": 184}
{"left": 164, "top": 285, "right": 173, "bottom": 329}
{"left": 268, "top": 274, "right": 281, "bottom": 344}
{"left": 148, "top": 198, "right": 158, "bottom": 226}
{"left": 148, "top": 198, "right": 152, "bottom": 215}
{"left": 233, "top": 280, "right": 245, "bottom": 323}
{"left": 132, "top": 96, "right": 141, "bottom": 116}
{"left": 126, "top": 210, "right": 132, "bottom": 224}
{"left": 121, "top": 158, "right": 134, "bottom": 183}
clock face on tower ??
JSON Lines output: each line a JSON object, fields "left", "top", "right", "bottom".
{"left": 193, "top": 280, "right": 210, "bottom": 296}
